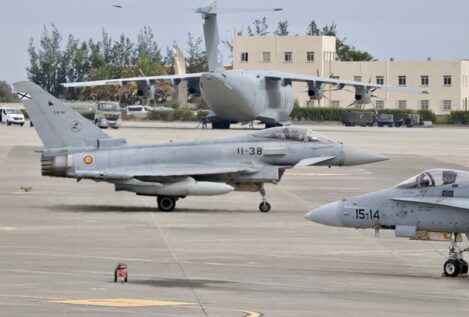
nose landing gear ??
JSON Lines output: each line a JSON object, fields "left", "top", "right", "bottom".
{"left": 258, "top": 184, "right": 271, "bottom": 213}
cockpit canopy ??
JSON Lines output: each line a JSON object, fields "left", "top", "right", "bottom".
{"left": 396, "top": 169, "right": 469, "bottom": 189}
{"left": 252, "top": 126, "right": 333, "bottom": 143}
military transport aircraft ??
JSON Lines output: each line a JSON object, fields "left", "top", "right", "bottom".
{"left": 63, "top": 1, "right": 427, "bottom": 129}
{"left": 305, "top": 169, "right": 469, "bottom": 277}
{"left": 15, "top": 81, "right": 387, "bottom": 212}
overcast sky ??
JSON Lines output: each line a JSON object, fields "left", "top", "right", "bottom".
{"left": 1, "top": 0, "right": 468, "bottom": 84}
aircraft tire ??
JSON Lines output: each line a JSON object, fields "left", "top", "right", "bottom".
{"left": 114, "top": 271, "right": 117, "bottom": 282}
{"left": 259, "top": 202, "right": 271, "bottom": 213}
{"left": 444, "top": 259, "right": 461, "bottom": 277}
{"left": 459, "top": 259, "right": 468, "bottom": 274}
{"left": 157, "top": 196, "right": 176, "bottom": 212}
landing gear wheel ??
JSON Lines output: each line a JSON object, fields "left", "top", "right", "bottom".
{"left": 114, "top": 271, "right": 117, "bottom": 282}
{"left": 444, "top": 259, "right": 461, "bottom": 277}
{"left": 157, "top": 196, "right": 176, "bottom": 212}
{"left": 259, "top": 202, "right": 271, "bottom": 213}
{"left": 459, "top": 259, "right": 469, "bottom": 274}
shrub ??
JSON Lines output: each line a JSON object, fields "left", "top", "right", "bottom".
{"left": 290, "top": 106, "right": 437, "bottom": 123}
{"left": 147, "top": 109, "right": 197, "bottom": 122}
{"left": 448, "top": 111, "right": 469, "bottom": 124}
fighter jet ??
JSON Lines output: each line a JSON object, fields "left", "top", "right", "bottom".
{"left": 63, "top": 1, "right": 427, "bottom": 129}
{"left": 14, "top": 81, "right": 387, "bottom": 212}
{"left": 305, "top": 168, "right": 469, "bottom": 277}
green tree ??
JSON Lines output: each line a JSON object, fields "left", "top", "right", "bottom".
{"left": 247, "top": 17, "right": 269, "bottom": 36}
{"left": 185, "top": 33, "right": 207, "bottom": 73}
{"left": 135, "top": 26, "right": 162, "bottom": 64}
{"left": 306, "top": 21, "right": 320, "bottom": 36}
{"left": 306, "top": 20, "right": 373, "bottom": 61}
{"left": 110, "top": 34, "right": 134, "bottom": 66}
{"left": 27, "top": 24, "right": 66, "bottom": 96}
{"left": 0, "top": 81, "right": 19, "bottom": 102}
{"left": 274, "top": 21, "right": 289, "bottom": 36}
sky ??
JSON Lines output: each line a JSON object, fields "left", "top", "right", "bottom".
{"left": 1, "top": 0, "right": 469, "bottom": 84}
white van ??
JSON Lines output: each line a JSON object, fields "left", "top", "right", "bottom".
{"left": 126, "top": 105, "right": 153, "bottom": 117}
{"left": 1, "top": 107, "right": 25, "bottom": 126}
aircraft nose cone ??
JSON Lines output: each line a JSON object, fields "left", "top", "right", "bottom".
{"left": 342, "top": 144, "right": 388, "bottom": 166}
{"left": 304, "top": 201, "right": 343, "bottom": 227}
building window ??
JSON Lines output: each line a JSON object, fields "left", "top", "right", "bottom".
{"left": 240, "top": 52, "right": 248, "bottom": 63}
{"left": 398, "top": 76, "right": 407, "bottom": 86}
{"left": 443, "top": 100, "right": 452, "bottom": 110}
{"left": 376, "top": 76, "right": 384, "bottom": 85}
{"left": 353, "top": 76, "right": 362, "bottom": 82}
{"left": 420, "top": 100, "right": 429, "bottom": 110}
{"left": 444, "top": 75, "right": 452, "bottom": 86}
{"left": 398, "top": 100, "right": 407, "bottom": 109}
{"left": 306, "top": 51, "right": 314, "bottom": 62}
{"left": 375, "top": 100, "right": 384, "bottom": 109}
{"left": 262, "top": 52, "right": 271, "bottom": 63}
{"left": 331, "top": 100, "right": 340, "bottom": 108}
{"left": 421, "top": 75, "right": 429, "bottom": 86}
{"left": 284, "top": 52, "right": 292, "bottom": 63}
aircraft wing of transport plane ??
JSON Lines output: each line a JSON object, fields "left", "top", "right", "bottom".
{"left": 14, "top": 81, "right": 388, "bottom": 212}
{"left": 305, "top": 169, "right": 469, "bottom": 277}
{"left": 63, "top": 1, "right": 428, "bottom": 129}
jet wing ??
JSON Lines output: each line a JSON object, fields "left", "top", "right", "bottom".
{"left": 391, "top": 197, "right": 469, "bottom": 210}
{"left": 62, "top": 73, "right": 204, "bottom": 88}
{"left": 73, "top": 164, "right": 258, "bottom": 180}
{"left": 263, "top": 70, "right": 428, "bottom": 94}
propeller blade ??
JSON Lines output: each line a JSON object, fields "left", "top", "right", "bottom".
{"left": 346, "top": 101, "right": 357, "bottom": 108}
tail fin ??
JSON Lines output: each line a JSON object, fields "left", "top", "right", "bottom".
{"left": 196, "top": 1, "right": 282, "bottom": 72}
{"left": 197, "top": 1, "right": 224, "bottom": 72}
{"left": 13, "top": 81, "right": 119, "bottom": 150}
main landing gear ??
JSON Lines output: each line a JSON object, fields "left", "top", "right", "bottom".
{"left": 443, "top": 233, "right": 469, "bottom": 277}
{"left": 157, "top": 196, "right": 178, "bottom": 212}
{"left": 258, "top": 184, "right": 271, "bottom": 213}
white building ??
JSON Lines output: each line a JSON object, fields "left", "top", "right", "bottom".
{"left": 233, "top": 36, "right": 469, "bottom": 114}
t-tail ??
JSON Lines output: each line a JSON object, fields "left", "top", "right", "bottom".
{"left": 13, "top": 81, "right": 126, "bottom": 156}
{"left": 197, "top": 1, "right": 224, "bottom": 72}
{"left": 196, "top": 1, "right": 282, "bottom": 72}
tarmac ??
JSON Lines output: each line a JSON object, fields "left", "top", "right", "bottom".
{"left": 2, "top": 121, "right": 469, "bottom": 316}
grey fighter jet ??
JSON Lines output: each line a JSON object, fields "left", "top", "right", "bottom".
{"left": 14, "top": 81, "right": 387, "bottom": 212}
{"left": 305, "top": 168, "right": 469, "bottom": 277}
{"left": 63, "top": 1, "right": 427, "bottom": 129}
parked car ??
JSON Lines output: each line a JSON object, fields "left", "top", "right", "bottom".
{"left": 377, "top": 114, "right": 394, "bottom": 127}
{"left": 394, "top": 113, "right": 421, "bottom": 127}
{"left": 1, "top": 107, "right": 25, "bottom": 126}
{"left": 341, "top": 111, "right": 376, "bottom": 127}
{"left": 125, "top": 105, "right": 153, "bottom": 117}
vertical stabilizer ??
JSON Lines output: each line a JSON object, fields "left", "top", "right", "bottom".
{"left": 172, "top": 41, "right": 187, "bottom": 75}
{"left": 13, "top": 81, "right": 116, "bottom": 150}
{"left": 197, "top": 1, "right": 224, "bottom": 72}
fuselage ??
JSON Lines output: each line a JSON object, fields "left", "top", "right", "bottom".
{"left": 307, "top": 170, "right": 469, "bottom": 234}
{"left": 200, "top": 70, "right": 294, "bottom": 123}
{"left": 46, "top": 134, "right": 344, "bottom": 184}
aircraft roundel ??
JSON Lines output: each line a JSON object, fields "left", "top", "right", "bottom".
{"left": 83, "top": 155, "right": 93, "bottom": 165}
